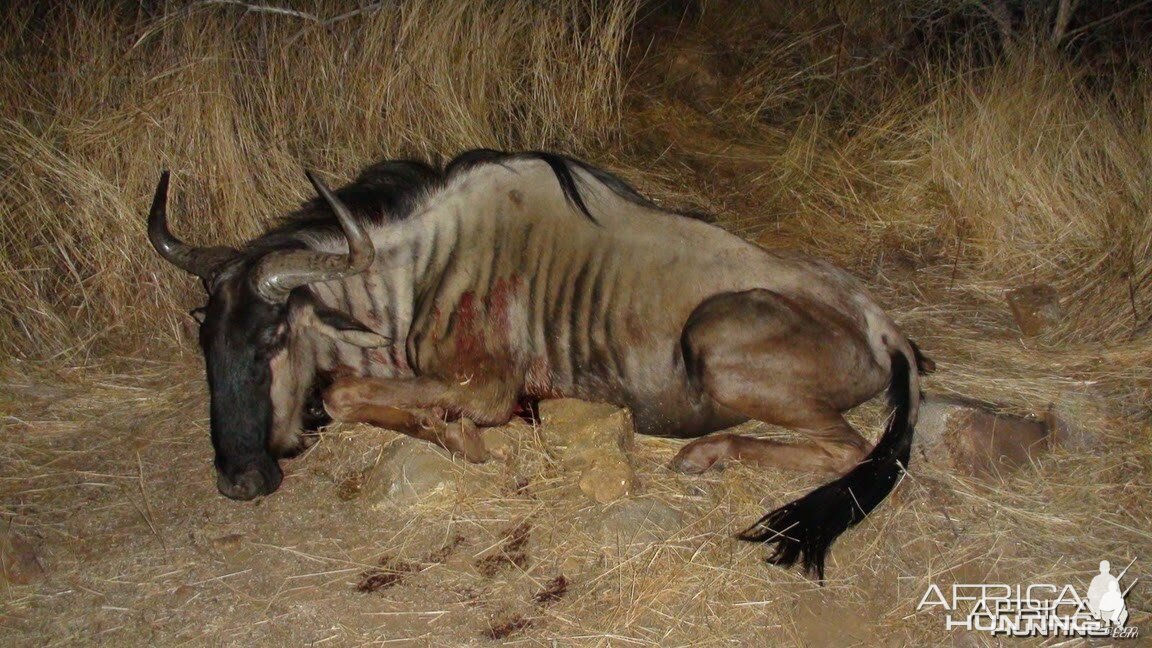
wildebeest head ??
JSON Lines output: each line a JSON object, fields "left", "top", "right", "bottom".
{"left": 147, "top": 171, "right": 386, "bottom": 500}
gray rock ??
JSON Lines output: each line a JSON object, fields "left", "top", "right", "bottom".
{"left": 361, "top": 437, "right": 463, "bottom": 506}
{"left": 594, "top": 497, "right": 683, "bottom": 551}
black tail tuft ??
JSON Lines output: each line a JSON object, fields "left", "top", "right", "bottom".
{"left": 737, "top": 351, "right": 916, "bottom": 581}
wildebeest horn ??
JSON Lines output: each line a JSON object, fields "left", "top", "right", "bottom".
{"left": 251, "top": 171, "right": 375, "bottom": 303}
{"left": 147, "top": 171, "right": 239, "bottom": 279}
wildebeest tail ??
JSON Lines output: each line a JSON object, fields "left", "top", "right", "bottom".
{"left": 736, "top": 349, "right": 917, "bottom": 581}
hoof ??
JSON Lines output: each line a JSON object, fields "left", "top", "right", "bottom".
{"left": 669, "top": 435, "right": 735, "bottom": 474}
{"left": 668, "top": 448, "right": 719, "bottom": 474}
{"left": 451, "top": 418, "right": 491, "bottom": 463}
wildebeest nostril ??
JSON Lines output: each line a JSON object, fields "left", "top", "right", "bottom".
{"left": 216, "top": 459, "right": 283, "bottom": 500}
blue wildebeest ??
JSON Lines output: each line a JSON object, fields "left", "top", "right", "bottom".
{"left": 147, "top": 150, "right": 930, "bottom": 578}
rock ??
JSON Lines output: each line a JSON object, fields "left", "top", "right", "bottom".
{"left": 361, "top": 437, "right": 463, "bottom": 506}
{"left": 914, "top": 395, "right": 1065, "bottom": 478}
{"left": 537, "top": 399, "right": 630, "bottom": 452}
{"left": 200, "top": 530, "right": 255, "bottom": 564}
{"left": 538, "top": 399, "right": 637, "bottom": 503}
{"left": 0, "top": 530, "right": 44, "bottom": 585}
{"left": 578, "top": 456, "right": 634, "bottom": 504}
{"left": 594, "top": 498, "right": 682, "bottom": 551}
{"left": 1006, "top": 284, "right": 1063, "bottom": 336}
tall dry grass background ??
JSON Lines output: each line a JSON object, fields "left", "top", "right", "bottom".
{"left": 1, "top": 0, "right": 1150, "bottom": 644}
{"left": 0, "top": 0, "right": 638, "bottom": 361}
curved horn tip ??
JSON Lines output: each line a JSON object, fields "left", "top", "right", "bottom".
{"left": 304, "top": 169, "right": 330, "bottom": 195}
{"left": 150, "top": 171, "right": 171, "bottom": 211}
{"left": 146, "top": 170, "right": 238, "bottom": 279}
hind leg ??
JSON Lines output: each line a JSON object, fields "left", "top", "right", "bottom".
{"left": 671, "top": 421, "right": 871, "bottom": 475}
{"left": 679, "top": 290, "right": 886, "bottom": 474}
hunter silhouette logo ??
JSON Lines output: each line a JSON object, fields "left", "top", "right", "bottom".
{"left": 917, "top": 557, "right": 1140, "bottom": 638}
{"left": 1087, "top": 559, "right": 1134, "bottom": 627}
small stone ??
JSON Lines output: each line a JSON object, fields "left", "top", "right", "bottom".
{"left": 1006, "top": 284, "right": 1063, "bottom": 336}
{"left": 336, "top": 470, "right": 367, "bottom": 501}
{"left": 1048, "top": 381, "right": 1116, "bottom": 448}
{"left": 168, "top": 584, "right": 197, "bottom": 606}
{"left": 666, "top": 49, "right": 723, "bottom": 108}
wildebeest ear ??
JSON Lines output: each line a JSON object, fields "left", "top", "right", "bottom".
{"left": 310, "top": 306, "right": 390, "bottom": 348}
{"left": 188, "top": 306, "right": 207, "bottom": 324}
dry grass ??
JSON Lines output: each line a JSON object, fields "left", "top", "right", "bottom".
{"left": 2, "top": 0, "right": 1151, "bottom": 645}
{"left": 0, "top": 0, "right": 637, "bottom": 361}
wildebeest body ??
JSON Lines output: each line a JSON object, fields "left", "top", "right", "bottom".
{"left": 291, "top": 159, "right": 896, "bottom": 434}
{"left": 147, "top": 150, "right": 924, "bottom": 579}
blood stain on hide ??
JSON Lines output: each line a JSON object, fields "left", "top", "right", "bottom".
{"left": 389, "top": 346, "right": 408, "bottom": 371}
{"left": 456, "top": 291, "right": 477, "bottom": 326}
{"left": 453, "top": 291, "right": 485, "bottom": 360}
{"left": 485, "top": 275, "right": 522, "bottom": 330}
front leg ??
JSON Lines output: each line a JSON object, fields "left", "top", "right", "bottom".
{"left": 323, "top": 375, "right": 516, "bottom": 462}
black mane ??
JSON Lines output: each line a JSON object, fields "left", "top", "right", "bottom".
{"left": 249, "top": 149, "right": 663, "bottom": 253}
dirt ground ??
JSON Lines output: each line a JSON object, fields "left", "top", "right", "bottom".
{"left": 3, "top": 1, "right": 1152, "bottom": 646}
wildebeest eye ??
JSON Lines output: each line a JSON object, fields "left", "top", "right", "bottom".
{"left": 301, "top": 372, "right": 333, "bottom": 432}
{"left": 188, "top": 307, "right": 207, "bottom": 325}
